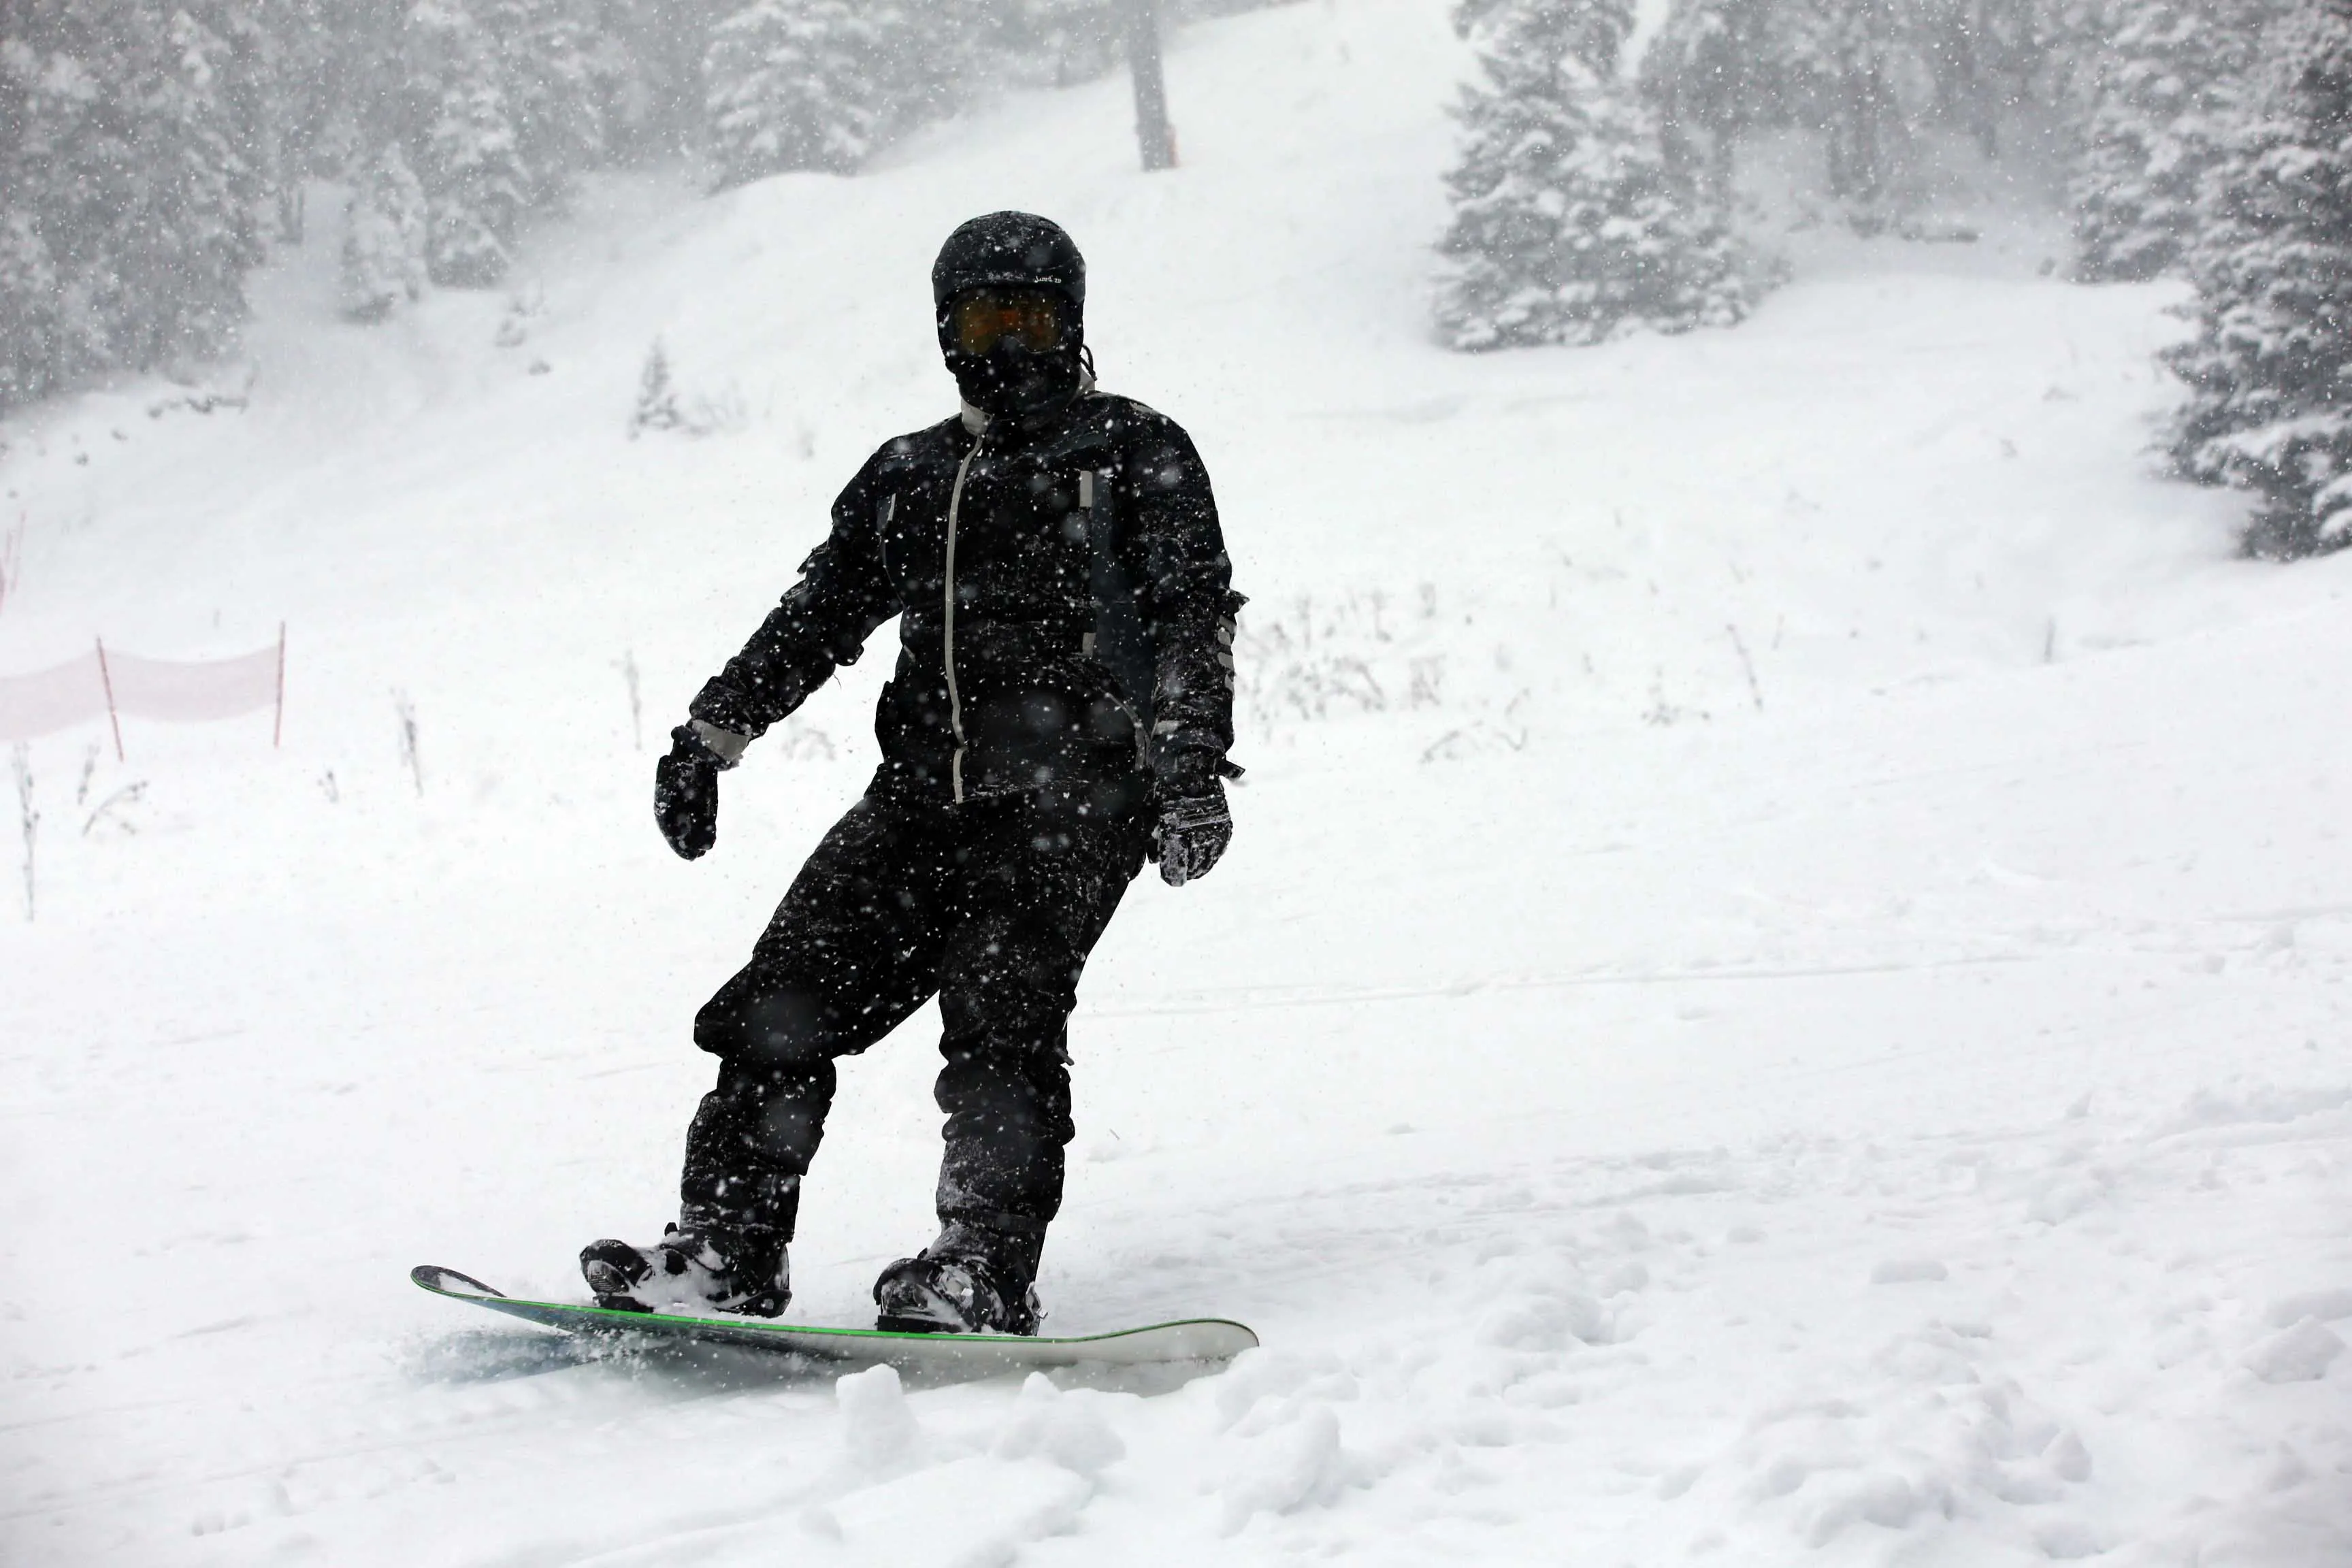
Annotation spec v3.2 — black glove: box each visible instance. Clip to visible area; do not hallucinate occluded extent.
[1153,753,1233,887]
[653,725,724,860]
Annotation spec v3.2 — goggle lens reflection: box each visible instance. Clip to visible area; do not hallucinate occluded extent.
[953,293,1064,355]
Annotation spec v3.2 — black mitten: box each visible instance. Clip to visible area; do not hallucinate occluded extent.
[654,725,725,860]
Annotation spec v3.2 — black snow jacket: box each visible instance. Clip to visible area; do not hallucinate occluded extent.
[689,388,1241,810]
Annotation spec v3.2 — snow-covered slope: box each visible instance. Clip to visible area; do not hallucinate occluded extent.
[4,1,2349,1562]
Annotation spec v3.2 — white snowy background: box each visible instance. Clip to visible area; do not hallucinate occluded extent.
[3,0,2350,1562]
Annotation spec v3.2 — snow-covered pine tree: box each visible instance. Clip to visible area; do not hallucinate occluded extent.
[704,0,892,184]
[1641,0,1782,203]
[0,26,59,412]
[198,0,286,223]
[260,0,353,184]
[894,0,969,128]
[0,211,74,412]
[628,338,683,434]
[1914,0,2043,159]
[122,5,270,365]
[2069,0,2269,281]
[2166,0,2352,557]
[5,12,115,409]
[339,143,430,320]
[985,0,1122,87]
[0,0,264,385]
[593,0,722,161]
[704,0,962,186]
[1647,0,2074,231]
[1438,0,1757,350]
[2038,0,2113,105]
[482,0,604,210]
[1768,0,1914,223]
[405,0,527,287]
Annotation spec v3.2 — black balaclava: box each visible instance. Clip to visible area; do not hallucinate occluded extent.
[932,212,1088,423]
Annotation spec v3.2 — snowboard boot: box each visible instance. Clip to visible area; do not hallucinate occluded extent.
[872,1222,1043,1335]
[579,1222,790,1318]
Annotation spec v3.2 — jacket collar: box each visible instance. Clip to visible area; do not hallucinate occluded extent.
[960,368,1097,436]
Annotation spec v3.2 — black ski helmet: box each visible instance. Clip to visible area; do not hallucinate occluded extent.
[931,211,1086,324]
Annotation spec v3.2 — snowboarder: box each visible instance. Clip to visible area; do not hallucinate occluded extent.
[583,213,1243,1335]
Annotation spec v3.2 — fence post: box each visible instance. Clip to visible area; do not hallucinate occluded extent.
[93,637,124,762]
[274,622,287,749]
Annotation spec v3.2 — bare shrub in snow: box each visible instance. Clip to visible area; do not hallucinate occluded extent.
[0,515,24,618]
[1235,591,1423,730]
[395,691,424,796]
[65,742,140,838]
[82,781,146,840]
[615,650,644,751]
[1235,586,1529,757]
[11,742,32,920]
[495,283,544,346]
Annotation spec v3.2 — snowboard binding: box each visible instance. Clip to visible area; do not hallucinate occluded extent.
[872,1225,1043,1335]
[579,1222,790,1318]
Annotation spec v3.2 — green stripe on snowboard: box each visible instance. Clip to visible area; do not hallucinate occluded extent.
[410,1264,1258,1369]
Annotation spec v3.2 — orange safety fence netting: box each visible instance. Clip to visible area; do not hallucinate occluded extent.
[1,638,282,742]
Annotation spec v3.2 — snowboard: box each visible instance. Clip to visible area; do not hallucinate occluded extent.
[411,1264,1259,1371]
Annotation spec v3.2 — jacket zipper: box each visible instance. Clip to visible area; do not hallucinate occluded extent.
[943,431,983,802]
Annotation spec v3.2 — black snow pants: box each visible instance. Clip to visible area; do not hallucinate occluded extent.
[679,787,1148,1251]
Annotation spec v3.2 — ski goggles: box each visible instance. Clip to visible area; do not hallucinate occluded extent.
[951,290,1066,355]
